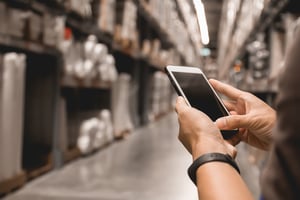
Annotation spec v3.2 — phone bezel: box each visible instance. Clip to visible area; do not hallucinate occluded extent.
[165,65,238,139]
[165,65,231,117]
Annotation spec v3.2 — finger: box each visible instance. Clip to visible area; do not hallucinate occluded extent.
[224,141,238,159]
[215,115,249,130]
[230,111,238,115]
[209,79,243,100]
[223,100,237,112]
[175,96,188,114]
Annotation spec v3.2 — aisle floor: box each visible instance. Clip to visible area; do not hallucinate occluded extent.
[4,114,197,200]
[4,113,260,200]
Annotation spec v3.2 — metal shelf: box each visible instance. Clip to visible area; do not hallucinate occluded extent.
[137,1,174,49]
[219,0,288,79]
[0,34,61,56]
[61,76,112,90]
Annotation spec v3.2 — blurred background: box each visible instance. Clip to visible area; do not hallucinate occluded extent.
[0,0,299,199]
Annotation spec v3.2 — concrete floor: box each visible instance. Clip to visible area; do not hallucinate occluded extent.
[3,113,261,200]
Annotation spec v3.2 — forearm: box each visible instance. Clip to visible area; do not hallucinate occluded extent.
[196,162,254,200]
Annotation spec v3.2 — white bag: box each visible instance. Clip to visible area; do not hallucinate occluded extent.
[0,53,26,180]
[112,74,133,137]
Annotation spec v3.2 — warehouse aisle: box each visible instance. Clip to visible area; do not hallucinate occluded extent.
[4,114,198,200]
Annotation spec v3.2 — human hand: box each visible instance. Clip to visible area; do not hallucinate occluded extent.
[175,97,237,160]
[209,79,276,150]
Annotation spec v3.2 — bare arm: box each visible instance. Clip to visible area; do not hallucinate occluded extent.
[196,162,253,200]
[175,97,254,200]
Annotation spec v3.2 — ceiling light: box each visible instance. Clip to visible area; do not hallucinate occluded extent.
[193,0,210,45]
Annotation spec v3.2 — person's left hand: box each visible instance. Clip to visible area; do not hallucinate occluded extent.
[175,96,237,160]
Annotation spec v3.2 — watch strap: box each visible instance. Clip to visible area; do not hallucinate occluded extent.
[188,153,240,185]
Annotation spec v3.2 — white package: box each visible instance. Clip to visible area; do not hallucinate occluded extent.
[7,8,28,38]
[77,114,111,154]
[112,74,133,137]
[98,0,116,34]
[0,53,26,180]
[78,118,99,154]
[99,109,114,143]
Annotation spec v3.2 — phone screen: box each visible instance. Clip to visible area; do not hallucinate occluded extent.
[172,72,228,121]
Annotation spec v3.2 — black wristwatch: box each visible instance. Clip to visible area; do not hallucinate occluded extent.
[188,153,240,185]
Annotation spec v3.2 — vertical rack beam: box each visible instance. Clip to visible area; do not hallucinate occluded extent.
[52,55,64,168]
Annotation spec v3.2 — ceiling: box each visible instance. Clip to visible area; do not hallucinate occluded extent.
[202,0,224,57]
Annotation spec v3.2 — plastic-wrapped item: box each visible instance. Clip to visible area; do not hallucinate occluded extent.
[28,12,43,42]
[98,54,118,82]
[115,0,138,44]
[0,53,26,181]
[77,109,114,154]
[121,0,137,41]
[62,34,117,83]
[148,72,172,121]
[84,35,97,61]
[93,43,108,64]
[93,120,106,149]
[55,16,66,48]
[7,8,28,38]
[78,118,100,154]
[112,74,133,137]
[99,109,114,143]
[98,0,116,34]
[43,15,65,47]
[146,0,198,65]
[65,0,92,17]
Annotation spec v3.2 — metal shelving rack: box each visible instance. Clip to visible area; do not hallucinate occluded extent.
[0,0,200,196]
[218,0,289,80]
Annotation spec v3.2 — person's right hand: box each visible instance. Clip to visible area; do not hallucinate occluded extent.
[209,79,276,150]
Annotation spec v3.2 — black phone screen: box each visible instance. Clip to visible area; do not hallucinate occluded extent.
[172,72,228,121]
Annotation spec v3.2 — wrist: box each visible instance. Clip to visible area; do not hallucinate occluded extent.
[188,152,240,185]
[191,138,229,161]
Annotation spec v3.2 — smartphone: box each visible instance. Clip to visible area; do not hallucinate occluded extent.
[165,65,237,139]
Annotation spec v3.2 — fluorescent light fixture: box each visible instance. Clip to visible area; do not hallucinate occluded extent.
[193,0,210,45]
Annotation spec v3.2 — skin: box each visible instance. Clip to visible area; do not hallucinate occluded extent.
[176,97,253,200]
[175,79,277,200]
[210,79,276,150]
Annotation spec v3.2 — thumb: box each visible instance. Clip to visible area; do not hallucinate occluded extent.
[175,96,188,114]
[215,115,248,130]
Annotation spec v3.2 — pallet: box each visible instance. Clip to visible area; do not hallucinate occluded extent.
[63,146,81,164]
[0,171,26,197]
[26,154,53,180]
